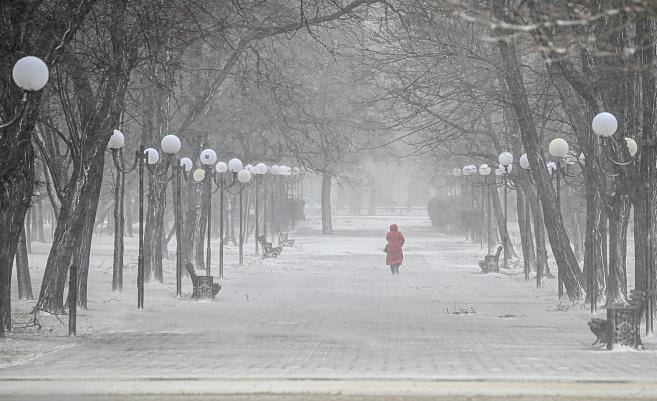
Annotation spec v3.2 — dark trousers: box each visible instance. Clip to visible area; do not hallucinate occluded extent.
[389,264,400,274]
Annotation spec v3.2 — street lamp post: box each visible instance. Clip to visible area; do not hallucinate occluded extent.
[549,138,570,300]
[195,149,218,277]
[213,161,228,278]
[592,112,650,332]
[109,133,179,308]
[176,156,192,295]
[498,152,514,270]
[210,157,253,274]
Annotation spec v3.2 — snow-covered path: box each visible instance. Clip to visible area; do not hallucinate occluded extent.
[2,215,657,381]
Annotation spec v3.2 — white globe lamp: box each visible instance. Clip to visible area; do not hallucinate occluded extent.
[592,112,618,137]
[228,158,243,172]
[498,152,513,167]
[549,138,569,158]
[192,168,206,182]
[237,169,252,183]
[199,149,217,165]
[216,161,228,173]
[144,148,160,165]
[12,56,49,91]
[160,135,181,155]
[255,163,267,175]
[179,157,193,172]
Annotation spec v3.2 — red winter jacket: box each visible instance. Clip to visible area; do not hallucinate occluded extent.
[386,224,405,265]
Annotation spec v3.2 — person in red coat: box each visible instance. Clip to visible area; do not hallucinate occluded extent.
[385,224,405,274]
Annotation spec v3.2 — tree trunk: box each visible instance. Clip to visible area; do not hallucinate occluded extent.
[491,184,517,260]
[0,108,38,336]
[321,173,333,235]
[493,13,584,298]
[16,227,33,300]
[516,184,536,275]
[526,183,550,279]
[144,173,168,283]
[25,209,32,253]
[36,196,45,242]
[73,172,101,309]
[607,194,630,304]
[37,153,106,313]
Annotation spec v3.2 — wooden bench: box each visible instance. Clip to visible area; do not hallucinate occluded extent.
[479,245,503,273]
[257,236,283,258]
[185,263,221,300]
[588,289,646,349]
[279,232,295,247]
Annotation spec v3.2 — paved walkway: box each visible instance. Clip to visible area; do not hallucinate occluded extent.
[2,216,657,388]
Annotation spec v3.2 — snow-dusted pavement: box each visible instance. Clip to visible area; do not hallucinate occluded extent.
[3,215,657,398]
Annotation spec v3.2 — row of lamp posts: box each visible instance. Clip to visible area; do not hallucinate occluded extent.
[450,112,652,333]
[107,129,301,308]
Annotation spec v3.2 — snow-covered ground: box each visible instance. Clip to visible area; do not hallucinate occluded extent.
[2,215,657,383]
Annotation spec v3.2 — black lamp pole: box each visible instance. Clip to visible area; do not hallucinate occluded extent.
[175,162,183,296]
[255,175,260,256]
[206,167,212,276]
[138,145,145,309]
[219,174,225,279]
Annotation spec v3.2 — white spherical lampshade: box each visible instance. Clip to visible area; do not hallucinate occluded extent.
[495,168,503,176]
[244,164,253,173]
[281,166,292,176]
[592,112,618,137]
[519,153,530,170]
[548,138,569,158]
[271,165,281,175]
[215,161,228,173]
[12,56,49,91]
[108,129,124,149]
[498,152,513,167]
[478,164,491,176]
[160,135,181,155]
[228,158,243,172]
[453,168,462,177]
[625,138,638,157]
[237,169,252,183]
[255,163,267,175]
[144,148,160,165]
[192,168,206,182]
[179,157,192,172]
[199,149,217,165]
